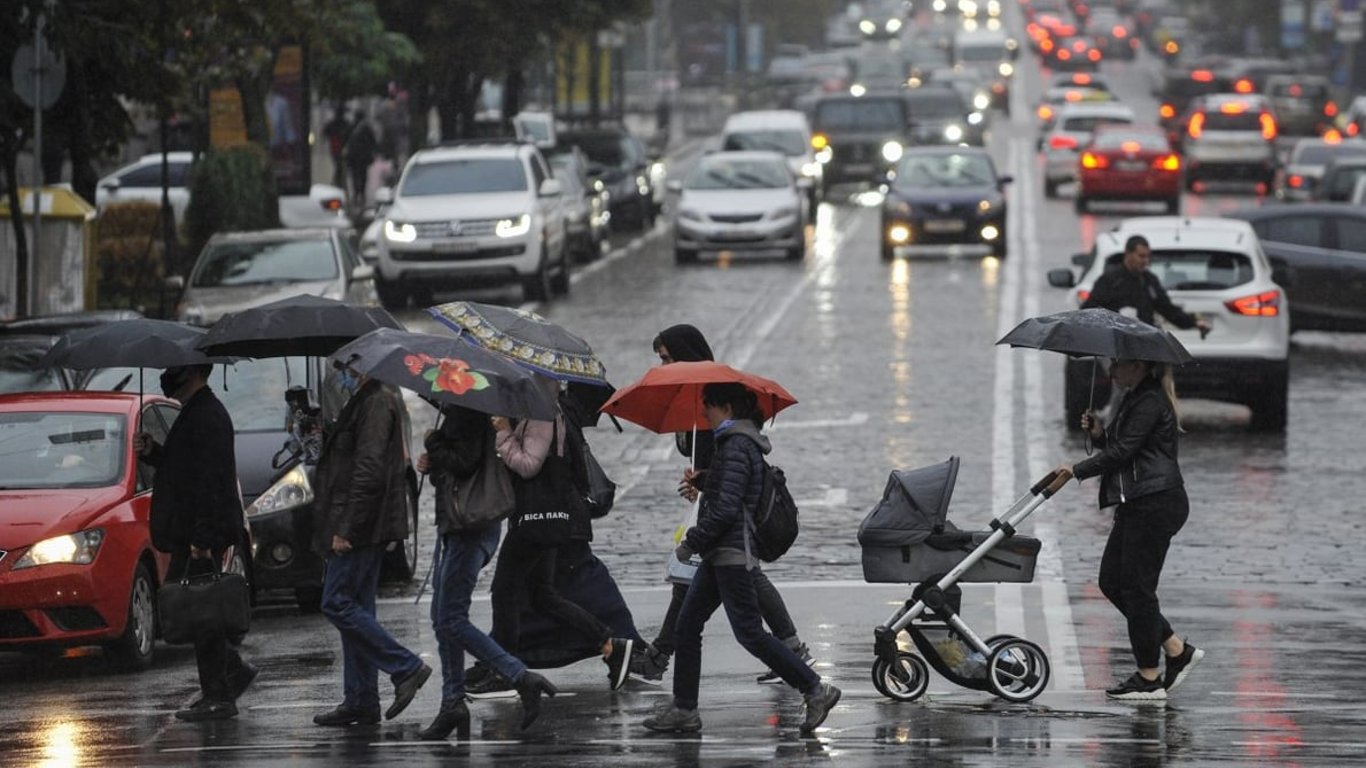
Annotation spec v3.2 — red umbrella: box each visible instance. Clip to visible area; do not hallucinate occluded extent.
[600,361,797,433]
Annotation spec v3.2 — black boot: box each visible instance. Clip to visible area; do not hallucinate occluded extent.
[418,700,470,741]
[514,671,559,730]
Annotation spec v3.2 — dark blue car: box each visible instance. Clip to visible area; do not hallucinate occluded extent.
[880,147,1011,260]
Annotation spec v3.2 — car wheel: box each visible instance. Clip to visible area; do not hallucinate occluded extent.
[881,241,896,262]
[1074,195,1088,214]
[1044,179,1059,199]
[1165,196,1181,214]
[785,243,805,261]
[522,246,552,303]
[1185,173,1199,193]
[376,277,407,309]
[106,561,156,671]
[992,237,1007,259]
[295,586,323,614]
[382,487,420,582]
[550,238,572,296]
[675,247,698,265]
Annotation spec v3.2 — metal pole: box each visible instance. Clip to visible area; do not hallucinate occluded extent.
[30,12,44,317]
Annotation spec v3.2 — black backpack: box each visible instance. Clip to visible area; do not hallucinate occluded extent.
[746,463,799,562]
[562,413,617,519]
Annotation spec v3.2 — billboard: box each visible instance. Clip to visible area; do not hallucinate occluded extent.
[208,44,310,195]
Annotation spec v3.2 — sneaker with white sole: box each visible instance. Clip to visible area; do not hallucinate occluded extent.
[1164,641,1205,692]
[1105,672,1167,701]
[605,637,634,691]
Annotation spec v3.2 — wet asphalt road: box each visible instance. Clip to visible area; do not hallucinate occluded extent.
[5,7,1366,768]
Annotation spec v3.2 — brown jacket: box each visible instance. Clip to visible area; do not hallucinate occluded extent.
[313,380,409,554]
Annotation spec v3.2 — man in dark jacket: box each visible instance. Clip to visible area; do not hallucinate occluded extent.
[135,363,254,722]
[311,365,430,726]
[1082,235,1212,334]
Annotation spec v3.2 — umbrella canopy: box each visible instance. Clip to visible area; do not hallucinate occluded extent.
[600,361,797,433]
[197,294,402,359]
[42,318,223,370]
[427,301,608,386]
[329,328,559,421]
[996,308,1193,364]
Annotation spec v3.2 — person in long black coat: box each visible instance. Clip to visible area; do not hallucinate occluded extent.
[136,363,254,722]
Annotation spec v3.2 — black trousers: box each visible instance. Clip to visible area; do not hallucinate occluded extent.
[489,534,611,655]
[167,551,246,703]
[1098,487,1189,669]
[654,567,797,656]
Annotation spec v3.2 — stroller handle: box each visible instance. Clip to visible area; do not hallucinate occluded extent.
[1030,468,1073,498]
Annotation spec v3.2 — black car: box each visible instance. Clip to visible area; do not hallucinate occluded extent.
[1226,204,1366,333]
[903,88,985,147]
[811,94,912,192]
[1314,156,1366,203]
[0,334,70,393]
[880,147,1010,260]
[556,128,657,231]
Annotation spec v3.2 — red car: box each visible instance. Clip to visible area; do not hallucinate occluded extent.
[0,392,251,670]
[1075,125,1183,214]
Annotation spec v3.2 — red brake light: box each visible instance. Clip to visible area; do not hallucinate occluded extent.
[1077,289,1091,303]
[1235,78,1254,94]
[1120,141,1142,153]
[1049,135,1079,150]
[1349,123,1361,137]
[1220,102,1248,115]
[1074,73,1092,85]
[1188,112,1205,139]
[1225,290,1281,317]
[1073,40,1086,51]
[1088,49,1102,61]
[1287,174,1304,187]
[1288,84,1303,97]
[1325,101,1338,117]
[1260,112,1277,141]
[1080,151,1107,169]
[1159,104,1176,119]
[1153,154,1181,172]
[1058,49,1072,60]
[1191,69,1215,82]
[322,198,344,211]
[1113,25,1127,37]
[1323,129,1342,144]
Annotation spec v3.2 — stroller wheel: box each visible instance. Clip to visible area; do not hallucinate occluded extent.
[986,638,1051,703]
[984,634,1018,650]
[872,652,929,702]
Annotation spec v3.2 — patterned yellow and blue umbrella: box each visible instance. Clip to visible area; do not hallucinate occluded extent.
[426,301,609,386]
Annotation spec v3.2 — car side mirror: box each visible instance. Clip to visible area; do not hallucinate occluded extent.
[1047,268,1077,288]
[351,264,375,282]
[998,174,1014,187]
[164,275,185,292]
[666,179,684,194]
[374,186,394,205]
[1070,252,1091,267]
[101,178,121,191]
[539,178,563,197]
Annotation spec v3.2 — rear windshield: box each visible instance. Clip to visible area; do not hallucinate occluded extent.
[906,93,965,118]
[1163,77,1220,102]
[686,158,790,190]
[1105,250,1254,290]
[1270,82,1330,99]
[956,44,1005,63]
[192,239,338,287]
[722,130,807,156]
[1093,132,1168,151]
[401,158,528,195]
[1201,111,1262,131]
[815,99,905,131]
[1061,115,1133,132]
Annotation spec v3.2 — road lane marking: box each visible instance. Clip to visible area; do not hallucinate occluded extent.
[767,412,869,430]
[795,488,848,508]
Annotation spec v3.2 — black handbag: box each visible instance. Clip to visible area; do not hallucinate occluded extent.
[449,444,517,530]
[157,562,251,645]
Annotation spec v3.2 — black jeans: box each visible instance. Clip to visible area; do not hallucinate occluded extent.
[1098,487,1190,669]
[167,551,246,703]
[654,568,797,655]
[490,534,611,655]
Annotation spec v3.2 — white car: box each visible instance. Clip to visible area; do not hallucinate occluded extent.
[95,152,349,229]
[375,141,569,306]
[672,151,805,264]
[720,110,823,209]
[1042,102,1136,197]
[1047,216,1291,431]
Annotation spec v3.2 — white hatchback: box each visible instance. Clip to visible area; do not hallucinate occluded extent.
[1047,216,1291,431]
[671,151,805,264]
[1041,102,1135,196]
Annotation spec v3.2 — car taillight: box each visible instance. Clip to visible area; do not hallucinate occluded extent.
[1260,112,1277,141]
[1153,154,1181,171]
[1057,48,1071,59]
[1159,104,1176,119]
[1235,78,1254,94]
[1113,25,1127,37]
[1323,129,1343,144]
[1350,123,1361,137]
[1080,151,1108,169]
[1049,135,1079,150]
[1077,289,1090,303]
[322,198,343,211]
[1188,112,1205,139]
[1225,290,1281,317]
[1038,105,1054,120]
[1287,174,1304,188]
[1325,101,1338,117]
[1088,49,1102,61]
[1191,69,1214,82]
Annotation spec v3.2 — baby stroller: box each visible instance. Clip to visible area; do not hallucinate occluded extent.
[858,457,1067,704]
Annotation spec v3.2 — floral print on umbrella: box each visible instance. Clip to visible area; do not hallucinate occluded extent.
[405,353,490,395]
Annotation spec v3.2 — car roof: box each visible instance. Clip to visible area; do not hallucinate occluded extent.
[1226,203,1366,221]
[1096,216,1259,253]
[205,228,337,244]
[0,391,162,413]
[1092,123,1167,137]
[135,151,195,164]
[0,333,58,352]
[1,310,144,336]
[1055,102,1136,118]
[955,28,1008,42]
[412,144,527,163]
[723,111,810,131]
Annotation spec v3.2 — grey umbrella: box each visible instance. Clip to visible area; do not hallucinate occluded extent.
[996,308,1194,365]
[197,295,402,359]
[42,318,223,370]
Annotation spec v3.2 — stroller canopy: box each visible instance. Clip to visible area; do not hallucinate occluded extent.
[858,456,960,547]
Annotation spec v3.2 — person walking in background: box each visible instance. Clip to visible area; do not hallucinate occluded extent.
[1082,234,1211,335]
[1059,358,1204,701]
[343,110,377,207]
[312,359,430,727]
[323,107,351,190]
[644,383,840,736]
[641,324,816,686]
[418,404,556,738]
[136,364,256,722]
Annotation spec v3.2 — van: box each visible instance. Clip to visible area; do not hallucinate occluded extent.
[720,110,822,207]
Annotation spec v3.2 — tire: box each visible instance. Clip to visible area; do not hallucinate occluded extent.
[881,242,896,262]
[675,246,697,265]
[992,238,1007,259]
[550,238,571,296]
[1074,195,1088,214]
[785,243,805,261]
[522,248,551,303]
[986,639,1050,703]
[295,586,323,614]
[105,561,156,671]
[872,651,930,702]
[376,277,407,309]
[382,487,420,582]
[1044,179,1059,199]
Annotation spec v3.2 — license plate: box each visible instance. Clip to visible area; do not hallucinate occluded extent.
[923,219,966,233]
[844,163,874,175]
[433,240,477,254]
[1117,161,1147,172]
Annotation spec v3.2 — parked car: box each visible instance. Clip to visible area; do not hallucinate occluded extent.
[1182,94,1279,191]
[1264,74,1337,137]
[375,139,569,306]
[881,146,1010,260]
[1274,138,1366,202]
[0,335,69,393]
[810,94,913,192]
[1313,155,1366,203]
[1225,204,1366,333]
[1074,124,1183,214]
[556,128,658,231]
[173,228,376,326]
[95,152,349,230]
[0,392,252,668]
[671,151,805,264]
[720,110,823,210]
[1047,216,1290,430]
[1042,101,1136,197]
[903,87,986,147]
[546,147,611,262]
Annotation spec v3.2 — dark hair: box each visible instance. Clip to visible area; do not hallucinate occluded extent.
[653,324,714,363]
[701,382,762,428]
[1125,234,1149,253]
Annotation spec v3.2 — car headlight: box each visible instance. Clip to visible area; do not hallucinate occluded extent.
[881,141,904,162]
[978,198,997,213]
[815,146,833,164]
[999,61,1014,77]
[860,19,877,35]
[885,18,903,33]
[177,301,205,326]
[973,93,992,111]
[850,83,867,97]
[384,219,417,243]
[246,464,313,518]
[678,208,704,221]
[800,162,821,178]
[12,529,104,569]
[496,214,531,238]
[968,111,985,125]
[944,125,965,142]
[770,206,798,220]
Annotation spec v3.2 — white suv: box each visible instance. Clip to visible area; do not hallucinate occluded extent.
[1047,216,1291,431]
[375,141,569,306]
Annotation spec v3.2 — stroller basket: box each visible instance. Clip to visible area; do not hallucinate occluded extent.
[858,457,1041,584]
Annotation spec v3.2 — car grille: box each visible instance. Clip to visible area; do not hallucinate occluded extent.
[391,244,526,262]
[412,219,499,239]
[0,610,40,639]
[710,213,764,224]
[45,606,107,632]
[838,143,875,163]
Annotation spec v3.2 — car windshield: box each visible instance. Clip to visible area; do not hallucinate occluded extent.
[1093,132,1169,151]
[191,239,338,287]
[816,99,905,131]
[400,159,528,195]
[1104,250,1254,290]
[565,136,629,168]
[1201,111,1261,131]
[723,130,807,156]
[0,411,127,489]
[1295,144,1366,165]
[687,158,790,190]
[957,44,1005,62]
[896,152,996,188]
[1271,82,1330,99]
[1061,114,1133,132]
[906,93,966,118]
[218,357,311,432]
[0,366,63,394]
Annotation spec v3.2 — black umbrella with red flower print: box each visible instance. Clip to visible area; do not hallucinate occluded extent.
[328,328,558,421]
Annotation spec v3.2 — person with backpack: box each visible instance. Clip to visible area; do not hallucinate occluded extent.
[642,382,840,736]
[640,325,815,686]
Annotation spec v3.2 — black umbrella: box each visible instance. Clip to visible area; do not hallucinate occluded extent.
[197,295,403,359]
[329,328,559,421]
[42,318,223,370]
[996,308,1194,365]
[427,301,609,386]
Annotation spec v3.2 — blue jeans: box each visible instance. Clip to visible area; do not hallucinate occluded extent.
[672,561,820,710]
[322,545,424,714]
[432,524,527,703]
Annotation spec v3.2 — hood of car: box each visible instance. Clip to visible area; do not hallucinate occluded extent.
[389,192,529,222]
[679,189,798,215]
[234,430,294,502]
[183,282,339,326]
[0,487,128,550]
[888,185,1001,208]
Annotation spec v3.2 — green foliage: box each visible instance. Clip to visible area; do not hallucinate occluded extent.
[312,1,421,101]
[184,146,279,268]
[94,202,163,311]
